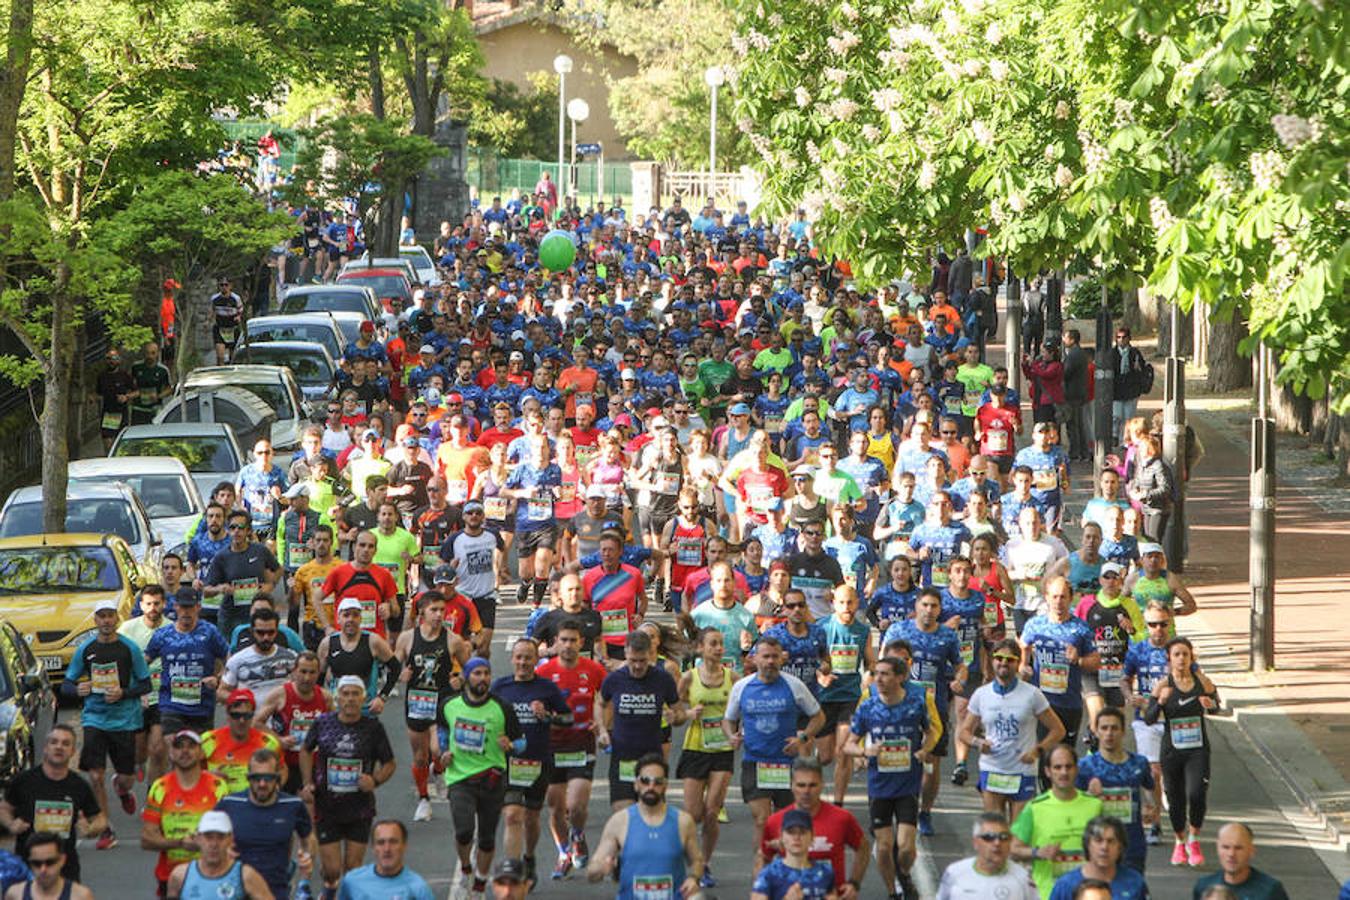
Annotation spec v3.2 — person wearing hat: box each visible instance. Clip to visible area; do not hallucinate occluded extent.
[486,856,531,900]
[162,806,271,900]
[347,430,392,503]
[277,482,321,600]
[209,276,243,365]
[440,657,526,899]
[143,729,230,895]
[315,587,400,713]
[300,675,396,894]
[385,428,433,520]
[200,687,282,795]
[1124,543,1196,620]
[750,807,836,900]
[440,499,504,646]
[407,346,450,398]
[58,595,151,850]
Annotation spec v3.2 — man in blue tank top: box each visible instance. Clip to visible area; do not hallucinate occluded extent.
[164,810,272,900]
[586,754,703,900]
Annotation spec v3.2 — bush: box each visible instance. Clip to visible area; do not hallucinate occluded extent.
[1067,274,1125,319]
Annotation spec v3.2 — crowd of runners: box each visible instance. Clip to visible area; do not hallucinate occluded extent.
[15,188,1302,900]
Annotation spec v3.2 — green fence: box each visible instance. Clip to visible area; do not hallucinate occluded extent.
[467,149,632,206]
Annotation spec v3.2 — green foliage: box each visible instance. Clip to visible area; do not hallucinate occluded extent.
[472,74,560,159]
[731,0,1349,406]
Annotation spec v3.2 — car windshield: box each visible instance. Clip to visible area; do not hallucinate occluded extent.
[400,251,433,272]
[235,348,332,385]
[280,292,367,316]
[71,474,196,518]
[0,545,122,594]
[345,275,410,298]
[248,324,339,357]
[114,436,236,473]
[0,499,141,546]
[235,382,294,420]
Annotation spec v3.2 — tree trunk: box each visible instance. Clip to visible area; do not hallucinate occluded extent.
[1206,316,1252,392]
[1156,300,1194,360]
[368,42,385,121]
[40,286,74,533]
[0,0,34,202]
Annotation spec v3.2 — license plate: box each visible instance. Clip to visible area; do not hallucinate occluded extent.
[40,656,64,671]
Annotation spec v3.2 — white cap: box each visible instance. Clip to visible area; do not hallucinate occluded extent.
[1138,542,1165,556]
[93,598,120,614]
[196,811,233,835]
[336,675,366,692]
[511,330,526,341]
[621,368,637,380]
[283,482,310,499]
[337,597,364,614]
[585,484,608,500]
[1100,562,1125,577]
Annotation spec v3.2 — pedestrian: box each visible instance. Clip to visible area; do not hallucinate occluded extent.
[163,810,273,900]
[252,651,332,795]
[1125,436,1174,544]
[0,726,104,883]
[142,730,230,899]
[1009,745,1104,899]
[1022,342,1064,426]
[216,748,313,900]
[936,812,1037,899]
[4,833,93,900]
[1047,815,1149,899]
[201,689,282,795]
[1144,637,1220,868]
[1019,577,1100,758]
[595,630,687,812]
[1105,328,1150,447]
[1191,822,1290,900]
[1060,329,1091,461]
[337,820,434,900]
[315,598,400,712]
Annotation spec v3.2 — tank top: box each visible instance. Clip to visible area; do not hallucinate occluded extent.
[788,496,829,532]
[326,632,377,695]
[180,860,244,900]
[589,459,627,510]
[1067,552,1103,594]
[478,469,513,526]
[648,455,684,516]
[1156,674,1211,755]
[968,570,1008,628]
[867,430,898,473]
[556,463,583,520]
[617,805,686,900]
[22,880,71,900]
[724,427,753,461]
[406,626,456,722]
[681,665,733,753]
[669,518,711,589]
[275,681,329,767]
[1131,573,1173,608]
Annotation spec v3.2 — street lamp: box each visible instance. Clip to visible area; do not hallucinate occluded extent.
[705,65,725,202]
[553,54,573,202]
[567,97,590,201]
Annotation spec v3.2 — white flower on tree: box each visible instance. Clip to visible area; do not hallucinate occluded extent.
[972,120,993,143]
[1054,164,1074,189]
[989,59,1009,81]
[985,22,1003,45]
[1008,193,1027,213]
[796,86,812,108]
[1271,114,1313,149]
[1055,100,1072,120]
[918,160,937,189]
[828,98,859,121]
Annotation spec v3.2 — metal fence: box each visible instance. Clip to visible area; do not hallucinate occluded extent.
[467,150,632,206]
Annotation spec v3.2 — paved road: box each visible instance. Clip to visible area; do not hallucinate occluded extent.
[47,590,1338,899]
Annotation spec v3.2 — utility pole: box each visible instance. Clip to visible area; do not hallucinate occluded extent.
[1161,299,1188,572]
[1005,265,1023,397]
[1250,343,1276,670]
[1093,282,1115,490]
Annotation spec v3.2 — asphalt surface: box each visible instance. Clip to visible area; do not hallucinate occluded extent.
[41,589,1339,899]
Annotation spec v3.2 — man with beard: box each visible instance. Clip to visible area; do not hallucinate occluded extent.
[217,749,314,900]
[587,754,704,898]
[203,510,280,639]
[595,631,687,813]
[140,730,229,898]
[440,657,525,900]
[220,608,299,702]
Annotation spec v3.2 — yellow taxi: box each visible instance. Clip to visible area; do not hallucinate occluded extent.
[0,534,146,680]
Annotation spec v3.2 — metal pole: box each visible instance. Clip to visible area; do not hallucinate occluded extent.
[1093,282,1115,490]
[597,143,604,208]
[570,119,577,200]
[1005,265,1023,398]
[709,82,718,202]
[1251,343,1276,670]
[1161,300,1187,572]
[557,72,566,199]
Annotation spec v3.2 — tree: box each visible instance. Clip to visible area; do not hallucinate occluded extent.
[0,0,33,202]
[472,74,559,159]
[730,0,1348,406]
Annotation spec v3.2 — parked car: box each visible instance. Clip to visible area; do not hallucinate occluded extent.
[151,386,276,461]
[336,267,414,313]
[0,620,52,780]
[399,245,441,286]
[67,457,204,556]
[327,311,371,350]
[0,534,146,680]
[110,422,244,501]
[342,256,419,286]
[181,365,309,451]
[278,284,380,322]
[245,314,346,361]
[0,482,162,568]
[232,340,338,404]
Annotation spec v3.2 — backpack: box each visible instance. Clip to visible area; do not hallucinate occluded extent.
[1138,355,1155,394]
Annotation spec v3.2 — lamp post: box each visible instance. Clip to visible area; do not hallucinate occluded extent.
[705,65,725,203]
[567,98,590,201]
[553,54,572,203]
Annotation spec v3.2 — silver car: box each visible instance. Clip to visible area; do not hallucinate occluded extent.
[0,482,162,567]
[180,365,309,451]
[232,340,338,404]
[109,422,244,501]
[67,457,204,556]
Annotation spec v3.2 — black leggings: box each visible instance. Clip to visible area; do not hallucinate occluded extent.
[450,770,506,852]
[1160,748,1210,834]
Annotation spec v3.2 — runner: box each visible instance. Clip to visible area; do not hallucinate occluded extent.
[759,757,870,899]
[532,574,603,660]
[935,812,1037,899]
[659,489,717,614]
[582,532,647,663]
[202,510,281,642]
[315,599,400,711]
[371,501,421,634]
[337,820,434,900]
[908,492,973,590]
[1125,543,1198,620]
[762,589,829,700]
[144,593,230,743]
[292,525,342,648]
[785,522,846,621]
[596,631,687,812]
[1046,815,1149,900]
[689,561,759,674]
[439,658,524,900]
[750,808,837,900]
[675,628,736,888]
[300,676,397,898]
[844,655,941,900]
[200,689,281,794]
[1009,745,1104,899]
[210,277,243,365]
[817,584,875,806]
[60,597,151,850]
[393,591,469,822]
[440,499,504,653]
[318,531,399,639]
[501,434,563,609]
[163,810,272,900]
[1018,577,1100,757]
[1072,562,1143,748]
[253,652,332,795]
[1121,600,1175,848]
[1075,706,1155,875]
[220,607,299,702]
[141,730,229,899]
[6,833,94,900]
[0,726,104,883]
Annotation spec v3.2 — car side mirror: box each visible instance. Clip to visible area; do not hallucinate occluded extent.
[22,674,41,691]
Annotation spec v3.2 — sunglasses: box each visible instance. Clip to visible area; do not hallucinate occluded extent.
[1100,572,1122,579]
[1145,620,1170,628]
[783,602,806,610]
[247,773,280,783]
[940,431,957,436]
[327,408,341,414]
[992,654,1020,663]
[976,832,1012,842]
[229,710,253,720]
[28,858,60,870]
[637,775,666,786]
[227,523,248,531]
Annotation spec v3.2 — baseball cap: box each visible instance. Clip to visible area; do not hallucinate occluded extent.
[782,809,814,832]
[729,402,751,416]
[613,414,633,428]
[337,597,364,614]
[585,484,608,500]
[791,464,817,478]
[1032,421,1056,433]
[511,330,526,341]
[419,344,435,355]
[196,811,233,835]
[93,597,120,613]
[491,858,527,884]
[283,482,310,499]
[171,729,201,745]
[621,368,637,380]
[1139,542,1165,556]
[365,474,389,490]
[463,500,485,513]
[335,675,366,692]
[361,428,381,441]
[226,688,256,708]
[425,387,443,406]
[401,436,419,448]
[1100,562,1125,577]
[174,592,200,607]
[510,351,525,362]
[433,568,458,584]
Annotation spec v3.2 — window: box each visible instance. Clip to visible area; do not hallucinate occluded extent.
[0,546,122,593]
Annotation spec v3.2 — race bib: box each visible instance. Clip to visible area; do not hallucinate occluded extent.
[576,445,597,469]
[33,800,73,836]
[327,757,361,793]
[1098,661,1123,687]
[525,497,552,523]
[1016,582,1042,605]
[1033,470,1058,491]
[484,497,509,521]
[959,639,975,666]
[700,717,728,751]
[289,545,314,568]
[447,480,469,504]
[289,713,316,746]
[91,661,120,694]
[559,482,577,503]
[765,414,784,435]
[600,607,628,638]
[218,327,238,344]
[829,644,859,674]
[756,762,790,791]
[101,412,123,432]
[508,757,543,787]
[360,598,378,632]
[675,538,702,567]
[930,563,950,586]
[633,874,674,900]
[877,737,912,773]
[986,430,1009,453]
[554,750,588,768]
[943,396,963,415]
[232,578,260,604]
[407,688,439,721]
[746,485,775,514]
[985,771,1023,795]
[1100,786,1133,822]
[1051,850,1086,877]
[655,472,681,495]
[453,718,487,753]
[170,675,201,705]
[574,391,593,409]
[963,391,982,409]
[618,759,637,783]
[982,597,1001,627]
[149,670,162,703]
[1040,661,1069,694]
[1171,716,1204,750]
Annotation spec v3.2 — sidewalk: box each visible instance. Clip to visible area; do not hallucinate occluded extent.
[1138,376,1350,873]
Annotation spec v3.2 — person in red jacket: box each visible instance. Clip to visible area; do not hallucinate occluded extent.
[1021,342,1065,426]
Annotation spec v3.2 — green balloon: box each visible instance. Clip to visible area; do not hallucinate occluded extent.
[539,230,577,272]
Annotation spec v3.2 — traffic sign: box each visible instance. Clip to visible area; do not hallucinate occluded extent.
[576,142,602,156]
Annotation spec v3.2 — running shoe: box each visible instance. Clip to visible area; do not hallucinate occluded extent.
[1147,823,1162,845]
[1186,840,1205,867]
[1170,841,1187,865]
[470,877,487,900]
[699,868,716,888]
[569,832,590,870]
[95,828,117,851]
[551,855,572,880]
[917,811,934,837]
[119,791,137,816]
[897,870,918,899]
[413,797,433,822]
[950,761,968,786]
[717,806,729,823]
